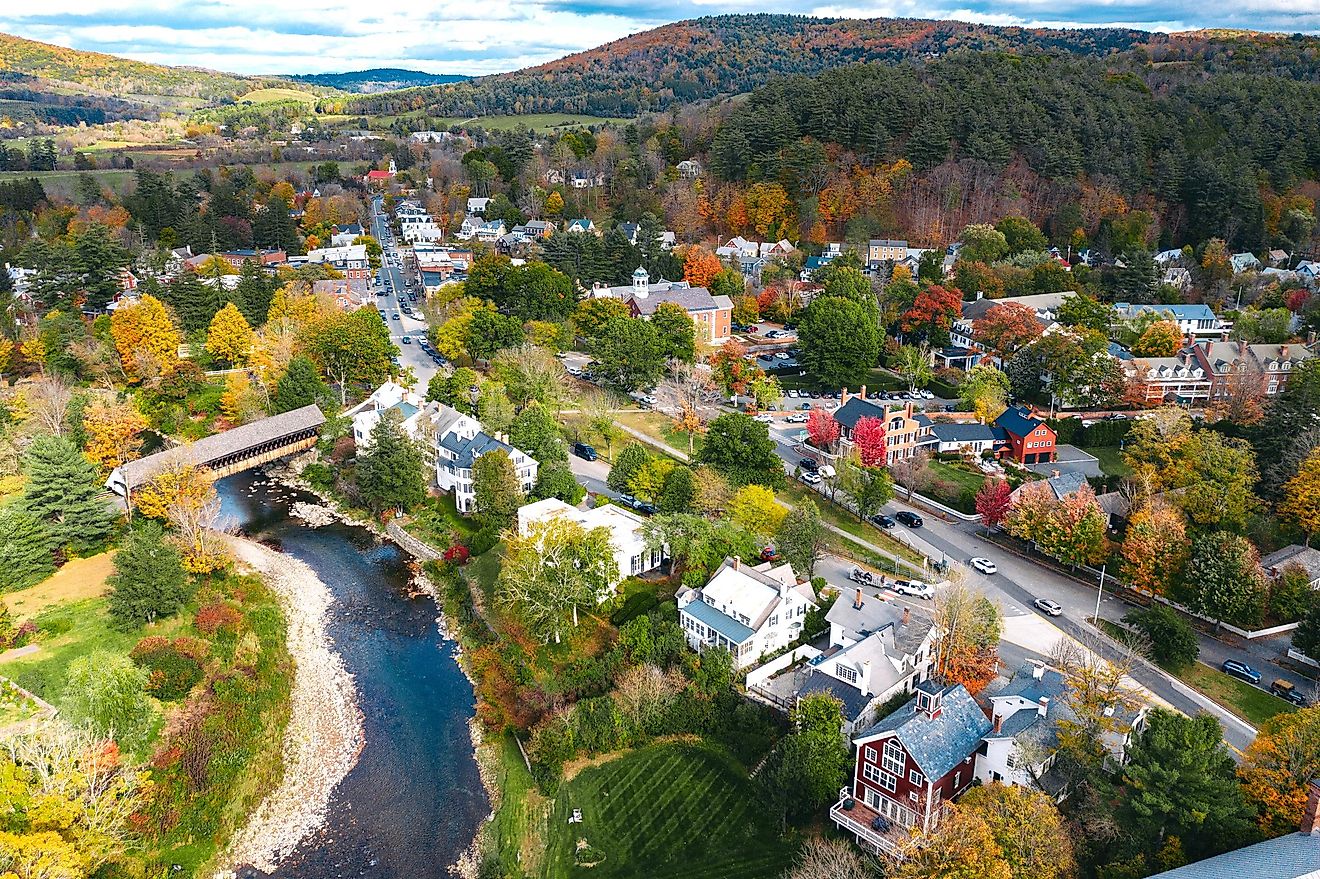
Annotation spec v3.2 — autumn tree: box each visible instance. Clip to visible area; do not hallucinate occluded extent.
[1182,531,1267,627]
[1132,320,1183,357]
[1279,447,1320,545]
[1121,501,1189,595]
[132,462,214,521]
[959,783,1078,879]
[973,302,1044,360]
[728,484,788,538]
[960,364,1011,422]
[935,576,1001,694]
[891,449,931,501]
[891,806,1011,879]
[805,408,839,452]
[1240,707,1320,836]
[775,499,828,578]
[900,284,962,346]
[81,399,148,473]
[1038,484,1108,569]
[204,301,254,366]
[851,416,888,467]
[109,293,180,382]
[683,246,722,287]
[975,479,1012,533]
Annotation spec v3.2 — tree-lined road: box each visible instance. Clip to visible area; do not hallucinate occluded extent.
[371,196,438,386]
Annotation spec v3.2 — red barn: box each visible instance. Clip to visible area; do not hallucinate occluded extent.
[994,406,1057,464]
[830,681,990,855]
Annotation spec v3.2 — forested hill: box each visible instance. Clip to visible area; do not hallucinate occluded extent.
[710,51,1320,253]
[0,32,295,100]
[287,68,468,93]
[340,14,1320,118]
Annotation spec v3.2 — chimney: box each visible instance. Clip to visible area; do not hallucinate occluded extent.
[1031,663,1045,680]
[1051,469,1061,478]
[732,557,740,571]
[854,587,864,610]
[859,660,872,696]
[1302,779,1320,834]
[901,606,911,626]
[842,387,850,404]
[992,713,1003,734]
[1239,340,1248,356]
[1037,696,1050,718]
[779,577,790,599]
[1221,329,1230,342]
[1281,345,1290,360]
[859,385,867,400]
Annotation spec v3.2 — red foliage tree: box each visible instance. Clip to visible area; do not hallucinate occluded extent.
[852,416,888,467]
[683,247,722,287]
[975,479,1013,533]
[806,409,840,451]
[900,284,963,337]
[1286,288,1311,313]
[972,302,1043,358]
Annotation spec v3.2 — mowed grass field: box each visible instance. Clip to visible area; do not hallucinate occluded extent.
[544,742,794,879]
[238,87,318,104]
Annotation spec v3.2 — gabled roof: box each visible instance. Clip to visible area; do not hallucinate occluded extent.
[1143,831,1320,879]
[683,598,756,644]
[929,422,998,443]
[827,591,936,656]
[994,406,1046,439]
[833,396,889,431]
[855,684,991,780]
[1260,545,1320,581]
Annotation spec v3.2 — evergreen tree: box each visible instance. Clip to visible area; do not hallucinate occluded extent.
[355,410,425,513]
[472,449,524,530]
[252,195,302,253]
[0,507,56,591]
[232,259,275,327]
[272,355,329,413]
[106,522,189,626]
[165,271,221,332]
[22,435,118,553]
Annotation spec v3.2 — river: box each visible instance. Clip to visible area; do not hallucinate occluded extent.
[217,469,489,878]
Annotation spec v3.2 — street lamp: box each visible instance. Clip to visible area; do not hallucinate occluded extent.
[1093,563,1107,622]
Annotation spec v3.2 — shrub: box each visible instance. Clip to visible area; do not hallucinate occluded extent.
[194,601,244,636]
[131,636,208,700]
[301,462,334,490]
[468,526,500,557]
[443,544,470,565]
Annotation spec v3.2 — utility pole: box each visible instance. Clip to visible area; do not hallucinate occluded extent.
[1093,563,1107,622]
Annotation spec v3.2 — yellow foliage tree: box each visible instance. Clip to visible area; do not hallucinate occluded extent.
[0,338,12,375]
[205,302,254,366]
[19,334,46,368]
[109,294,180,382]
[1239,707,1320,836]
[82,399,148,472]
[545,191,564,217]
[269,181,296,204]
[133,462,215,521]
[729,484,788,539]
[220,370,265,424]
[1278,448,1320,545]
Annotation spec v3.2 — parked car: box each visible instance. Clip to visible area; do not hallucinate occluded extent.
[391,312,401,320]
[572,442,597,461]
[1221,659,1261,684]
[870,514,896,529]
[800,471,822,485]
[893,580,935,599]
[798,457,820,472]
[1034,598,1063,617]
[895,511,923,528]
[786,413,809,424]
[401,336,412,344]
[788,389,799,398]
[970,557,998,575]
[567,366,582,376]
[1270,679,1308,706]
[753,413,774,423]
[800,402,812,410]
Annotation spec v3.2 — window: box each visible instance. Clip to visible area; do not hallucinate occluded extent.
[879,771,897,793]
[882,740,905,776]
[1006,753,1017,769]
[909,791,919,802]
[909,770,923,786]
[954,771,961,788]
[837,665,858,684]
[769,615,779,627]
[865,745,877,762]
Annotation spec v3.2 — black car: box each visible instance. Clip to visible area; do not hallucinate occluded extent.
[798,457,820,472]
[572,442,598,461]
[870,513,896,529]
[895,511,923,528]
[1221,659,1261,684]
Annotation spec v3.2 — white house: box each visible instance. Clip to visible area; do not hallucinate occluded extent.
[716,236,758,260]
[795,588,940,734]
[467,197,491,215]
[351,381,429,446]
[976,662,1146,794]
[927,422,999,455]
[516,497,665,594]
[678,558,817,669]
[330,223,365,248]
[1230,252,1262,274]
[1113,302,1221,338]
[677,159,702,179]
[306,243,371,281]
[475,220,506,243]
[433,406,537,513]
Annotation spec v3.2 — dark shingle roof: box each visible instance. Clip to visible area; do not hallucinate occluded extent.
[799,671,872,720]
[857,684,991,780]
[994,406,1044,439]
[833,396,889,430]
[929,422,997,443]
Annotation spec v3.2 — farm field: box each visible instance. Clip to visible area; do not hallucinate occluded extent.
[410,112,631,132]
[238,87,318,104]
[544,741,794,879]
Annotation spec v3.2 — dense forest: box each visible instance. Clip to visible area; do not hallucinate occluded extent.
[703,51,1320,251]
[287,68,468,93]
[339,15,1320,118]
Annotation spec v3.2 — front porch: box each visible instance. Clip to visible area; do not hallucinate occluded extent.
[829,789,911,858]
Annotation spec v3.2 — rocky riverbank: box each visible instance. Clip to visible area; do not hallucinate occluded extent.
[217,536,364,876]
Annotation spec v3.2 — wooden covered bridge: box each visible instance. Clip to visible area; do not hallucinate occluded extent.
[106,404,326,503]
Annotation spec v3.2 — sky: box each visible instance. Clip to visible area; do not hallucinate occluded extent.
[2,0,1319,77]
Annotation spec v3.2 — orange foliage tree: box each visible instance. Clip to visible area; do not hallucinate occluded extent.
[683,247,723,288]
[1239,707,1320,836]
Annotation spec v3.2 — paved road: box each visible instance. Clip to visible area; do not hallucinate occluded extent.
[370,197,439,387]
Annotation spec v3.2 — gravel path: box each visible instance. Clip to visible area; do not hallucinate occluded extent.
[217,536,364,876]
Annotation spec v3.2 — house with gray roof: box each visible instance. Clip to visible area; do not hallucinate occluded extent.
[677,557,816,669]
[833,682,991,852]
[976,662,1145,796]
[928,421,1000,455]
[591,268,732,344]
[1261,545,1320,589]
[434,414,538,514]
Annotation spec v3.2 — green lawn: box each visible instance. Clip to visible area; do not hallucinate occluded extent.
[485,733,553,878]
[544,742,795,879]
[405,493,478,550]
[1178,661,1298,727]
[923,459,987,514]
[1085,446,1132,478]
[776,481,925,575]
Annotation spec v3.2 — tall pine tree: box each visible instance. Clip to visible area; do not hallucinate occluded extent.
[0,508,56,590]
[22,434,118,553]
[272,355,329,413]
[355,410,425,513]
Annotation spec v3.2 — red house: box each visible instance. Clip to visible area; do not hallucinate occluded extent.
[830,681,990,855]
[994,406,1056,464]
